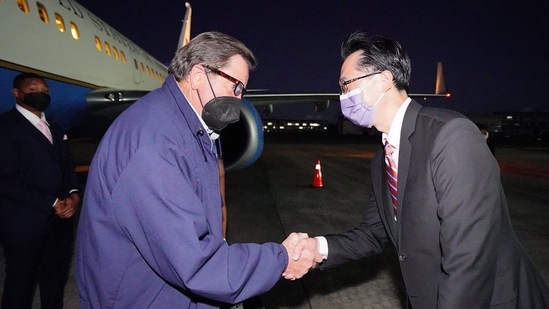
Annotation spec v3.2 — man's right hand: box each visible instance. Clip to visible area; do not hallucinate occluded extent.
[281,233,324,280]
[54,198,76,219]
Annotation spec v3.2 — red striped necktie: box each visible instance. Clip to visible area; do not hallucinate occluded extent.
[384,142,398,220]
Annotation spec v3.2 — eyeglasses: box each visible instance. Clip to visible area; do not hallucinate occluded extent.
[340,71,382,94]
[203,65,246,96]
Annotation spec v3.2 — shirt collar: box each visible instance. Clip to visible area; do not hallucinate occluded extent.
[382,97,412,148]
[179,88,219,141]
[15,104,48,127]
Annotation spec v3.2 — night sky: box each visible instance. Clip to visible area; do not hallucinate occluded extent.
[76,0,549,116]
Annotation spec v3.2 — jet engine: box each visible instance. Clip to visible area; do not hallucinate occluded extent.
[220,98,264,171]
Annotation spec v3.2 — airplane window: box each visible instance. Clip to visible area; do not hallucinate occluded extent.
[17,0,29,13]
[120,51,127,64]
[134,59,138,70]
[140,62,145,72]
[113,47,119,60]
[104,42,111,56]
[95,36,102,51]
[70,22,80,40]
[146,66,151,76]
[36,2,48,23]
[55,13,65,32]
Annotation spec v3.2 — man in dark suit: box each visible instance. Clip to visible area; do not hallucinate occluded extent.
[0,73,80,309]
[287,33,549,308]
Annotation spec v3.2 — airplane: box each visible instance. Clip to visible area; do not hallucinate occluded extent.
[0,0,450,171]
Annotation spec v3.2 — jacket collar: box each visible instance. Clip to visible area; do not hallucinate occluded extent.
[164,75,216,158]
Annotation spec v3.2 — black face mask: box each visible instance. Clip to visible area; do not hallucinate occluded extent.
[22,92,51,111]
[201,96,241,132]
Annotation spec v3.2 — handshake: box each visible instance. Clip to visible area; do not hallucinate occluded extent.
[281,232,325,280]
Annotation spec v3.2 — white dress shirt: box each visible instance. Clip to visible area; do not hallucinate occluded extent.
[15,104,51,137]
[315,97,412,260]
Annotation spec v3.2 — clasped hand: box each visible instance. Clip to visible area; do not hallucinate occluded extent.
[281,232,324,280]
[53,194,80,219]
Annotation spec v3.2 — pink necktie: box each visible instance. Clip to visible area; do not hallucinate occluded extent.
[384,142,398,220]
[37,119,53,144]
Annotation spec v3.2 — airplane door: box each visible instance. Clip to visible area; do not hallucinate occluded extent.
[132,58,141,85]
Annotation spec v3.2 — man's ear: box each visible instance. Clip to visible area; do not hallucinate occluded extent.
[379,70,394,92]
[12,88,20,98]
[189,65,206,90]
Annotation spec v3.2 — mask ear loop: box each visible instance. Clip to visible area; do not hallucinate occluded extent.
[204,68,218,99]
[197,67,218,110]
[15,89,26,105]
[200,68,221,135]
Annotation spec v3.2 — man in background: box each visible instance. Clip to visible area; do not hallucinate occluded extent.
[0,73,80,309]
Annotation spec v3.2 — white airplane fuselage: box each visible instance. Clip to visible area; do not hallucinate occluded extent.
[0,0,448,170]
[0,0,168,129]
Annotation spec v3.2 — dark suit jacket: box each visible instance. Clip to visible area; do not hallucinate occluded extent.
[0,108,78,236]
[323,101,549,308]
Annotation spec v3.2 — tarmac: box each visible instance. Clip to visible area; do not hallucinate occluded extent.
[1,133,548,308]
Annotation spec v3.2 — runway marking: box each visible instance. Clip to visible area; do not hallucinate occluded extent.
[321,150,377,159]
[499,163,549,180]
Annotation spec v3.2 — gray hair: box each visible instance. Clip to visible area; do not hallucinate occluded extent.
[168,31,257,81]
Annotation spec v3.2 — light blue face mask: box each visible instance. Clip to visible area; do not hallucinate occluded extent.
[339,75,384,128]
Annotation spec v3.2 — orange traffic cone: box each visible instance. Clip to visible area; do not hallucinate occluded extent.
[311,160,324,188]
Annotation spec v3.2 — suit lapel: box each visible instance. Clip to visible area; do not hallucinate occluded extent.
[396,101,421,237]
[49,124,63,147]
[14,110,60,162]
[372,100,423,247]
[15,110,55,147]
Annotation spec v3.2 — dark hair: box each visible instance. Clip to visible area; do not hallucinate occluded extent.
[13,72,45,89]
[168,31,257,82]
[341,32,411,92]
